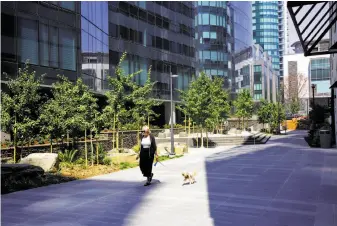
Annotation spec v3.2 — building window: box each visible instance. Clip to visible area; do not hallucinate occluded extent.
[59,28,76,71]
[39,23,49,66]
[1,11,16,60]
[18,18,39,64]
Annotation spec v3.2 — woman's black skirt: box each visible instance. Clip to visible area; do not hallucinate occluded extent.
[139,148,154,177]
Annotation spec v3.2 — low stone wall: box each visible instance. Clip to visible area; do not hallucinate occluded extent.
[101,128,185,149]
[1,139,112,161]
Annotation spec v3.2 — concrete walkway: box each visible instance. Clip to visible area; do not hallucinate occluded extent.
[2,131,337,226]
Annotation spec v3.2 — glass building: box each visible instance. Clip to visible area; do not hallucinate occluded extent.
[1,1,80,86]
[1,1,196,125]
[252,1,283,80]
[235,44,277,102]
[194,1,234,94]
[231,1,253,53]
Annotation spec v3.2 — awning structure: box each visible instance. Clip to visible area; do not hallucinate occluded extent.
[287,1,337,56]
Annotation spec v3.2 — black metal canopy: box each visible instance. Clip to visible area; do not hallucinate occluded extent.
[287,1,337,56]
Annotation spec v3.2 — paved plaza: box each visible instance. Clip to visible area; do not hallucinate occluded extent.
[2,131,337,226]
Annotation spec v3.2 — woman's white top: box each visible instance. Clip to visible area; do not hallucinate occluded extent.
[141,136,151,149]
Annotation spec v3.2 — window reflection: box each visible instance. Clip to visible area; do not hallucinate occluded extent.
[81,1,109,92]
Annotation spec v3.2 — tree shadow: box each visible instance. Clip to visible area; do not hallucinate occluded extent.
[204,130,332,226]
[1,176,160,226]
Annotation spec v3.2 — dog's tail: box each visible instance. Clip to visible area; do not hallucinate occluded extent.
[192,171,197,177]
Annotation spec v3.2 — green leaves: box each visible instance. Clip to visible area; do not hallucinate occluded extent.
[233,89,254,129]
[257,99,271,125]
[179,72,230,129]
[39,75,99,140]
[1,63,43,141]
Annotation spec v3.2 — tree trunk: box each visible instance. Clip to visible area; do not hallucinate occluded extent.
[206,130,209,148]
[50,137,53,153]
[85,130,88,167]
[67,132,69,148]
[147,115,150,128]
[13,116,17,163]
[184,115,187,131]
[96,140,99,166]
[112,113,116,150]
[90,130,94,166]
[188,117,191,136]
[200,127,204,148]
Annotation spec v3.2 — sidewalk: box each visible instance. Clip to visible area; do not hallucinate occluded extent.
[2,131,337,226]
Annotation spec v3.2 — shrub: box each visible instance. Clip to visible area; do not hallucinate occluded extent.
[103,156,112,166]
[93,143,106,164]
[119,162,137,170]
[58,149,78,163]
[132,144,140,153]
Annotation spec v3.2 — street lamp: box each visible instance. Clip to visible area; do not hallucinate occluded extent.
[170,67,179,156]
[311,84,316,108]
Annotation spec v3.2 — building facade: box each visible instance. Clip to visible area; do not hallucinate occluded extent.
[194,1,234,95]
[1,1,80,86]
[283,41,331,115]
[234,44,277,102]
[1,1,196,125]
[330,2,337,144]
[252,1,283,82]
[231,1,253,53]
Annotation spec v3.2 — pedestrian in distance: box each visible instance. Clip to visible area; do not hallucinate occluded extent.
[139,126,158,186]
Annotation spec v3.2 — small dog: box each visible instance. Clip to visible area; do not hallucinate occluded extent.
[182,172,197,185]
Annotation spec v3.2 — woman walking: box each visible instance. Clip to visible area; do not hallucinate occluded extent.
[139,126,158,186]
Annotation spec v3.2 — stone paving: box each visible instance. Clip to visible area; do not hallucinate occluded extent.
[2,130,337,226]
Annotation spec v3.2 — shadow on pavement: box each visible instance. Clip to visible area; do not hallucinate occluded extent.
[205,130,337,226]
[1,177,158,226]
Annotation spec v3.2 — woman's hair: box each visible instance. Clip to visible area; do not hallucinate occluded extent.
[142,126,150,133]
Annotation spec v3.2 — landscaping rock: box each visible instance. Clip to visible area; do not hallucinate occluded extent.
[158,133,166,138]
[179,132,187,137]
[164,132,171,138]
[228,128,237,135]
[1,164,44,180]
[19,153,58,172]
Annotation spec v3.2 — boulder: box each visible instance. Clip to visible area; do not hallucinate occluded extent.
[1,164,44,180]
[241,130,252,136]
[174,145,186,155]
[179,132,187,137]
[19,153,58,172]
[158,133,166,138]
[228,128,237,135]
[164,132,171,138]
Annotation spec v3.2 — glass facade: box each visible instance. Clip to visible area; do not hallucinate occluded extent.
[231,1,253,53]
[195,1,234,92]
[310,58,330,81]
[310,57,330,97]
[254,65,263,100]
[253,1,281,76]
[1,1,79,85]
[81,1,109,92]
[108,1,195,99]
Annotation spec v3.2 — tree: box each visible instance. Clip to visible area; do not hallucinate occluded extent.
[75,78,99,166]
[289,97,300,116]
[131,65,162,131]
[206,77,230,133]
[269,102,286,133]
[234,89,254,130]
[257,99,271,130]
[101,52,140,149]
[283,73,308,115]
[1,63,43,162]
[179,72,213,147]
